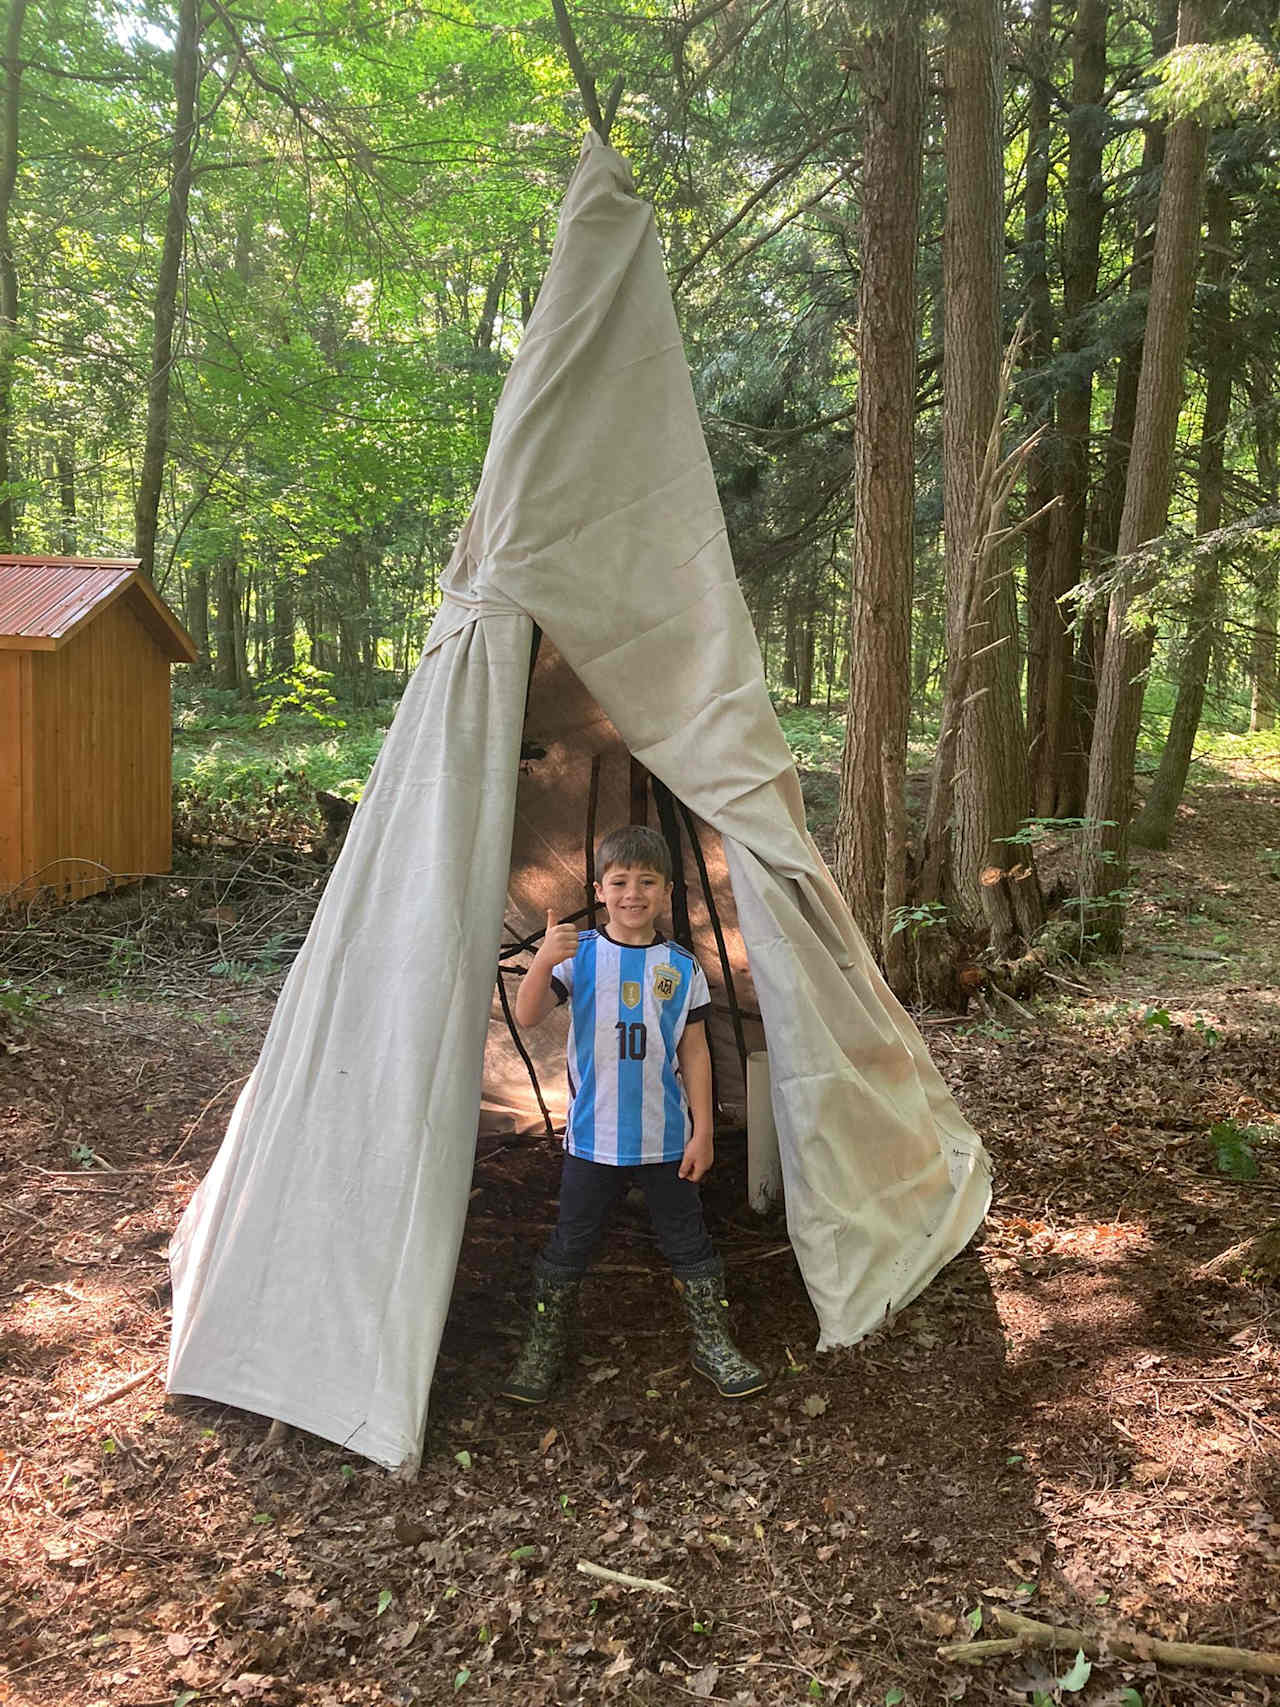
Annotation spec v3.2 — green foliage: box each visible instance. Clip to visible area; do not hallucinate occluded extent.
[258,665,347,730]
[0,978,55,1021]
[1208,1119,1261,1181]
[1057,1650,1092,1692]
[889,900,947,940]
[173,695,389,840]
[779,708,845,770]
[1152,38,1280,124]
[997,816,1104,848]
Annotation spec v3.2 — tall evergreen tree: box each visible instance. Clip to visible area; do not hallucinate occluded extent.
[1081,0,1218,946]
[1131,176,1233,847]
[938,0,1042,953]
[833,2,925,987]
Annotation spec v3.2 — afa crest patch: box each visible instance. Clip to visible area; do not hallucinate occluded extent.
[621,980,642,1009]
[651,964,680,1002]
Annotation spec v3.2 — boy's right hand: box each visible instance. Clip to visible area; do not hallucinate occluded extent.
[541,911,580,965]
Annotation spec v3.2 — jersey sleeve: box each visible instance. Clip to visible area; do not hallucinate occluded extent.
[685,960,711,1026]
[549,957,574,1004]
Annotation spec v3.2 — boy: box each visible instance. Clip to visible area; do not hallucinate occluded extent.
[501,824,767,1404]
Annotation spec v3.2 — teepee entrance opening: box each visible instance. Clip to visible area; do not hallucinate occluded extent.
[484,631,764,1146]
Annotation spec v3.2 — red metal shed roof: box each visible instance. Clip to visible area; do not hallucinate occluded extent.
[0,556,197,662]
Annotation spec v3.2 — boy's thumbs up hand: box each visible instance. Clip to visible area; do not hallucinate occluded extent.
[542,910,580,964]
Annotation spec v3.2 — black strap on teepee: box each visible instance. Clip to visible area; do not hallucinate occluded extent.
[652,776,692,951]
[584,754,601,930]
[677,797,750,1088]
[495,965,556,1139]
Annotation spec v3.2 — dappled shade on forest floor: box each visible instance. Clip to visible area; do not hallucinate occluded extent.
[1,774,1278,1706]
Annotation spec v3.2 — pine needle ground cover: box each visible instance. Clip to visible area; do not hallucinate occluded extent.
[1,752,1278,1707]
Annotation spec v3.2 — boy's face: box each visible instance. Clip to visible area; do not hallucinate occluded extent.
[594,862,671,942]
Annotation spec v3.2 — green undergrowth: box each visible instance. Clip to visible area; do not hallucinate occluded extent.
[1135,676,1280,776]
[170,678,1279,847]
[172,680,395,839]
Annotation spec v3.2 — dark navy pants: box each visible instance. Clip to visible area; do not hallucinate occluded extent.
[540,1151,715,1277]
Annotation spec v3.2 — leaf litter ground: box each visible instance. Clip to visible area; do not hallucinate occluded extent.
[1,771,1278,1707]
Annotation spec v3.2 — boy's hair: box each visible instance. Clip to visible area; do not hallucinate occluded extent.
[595,824,672,882]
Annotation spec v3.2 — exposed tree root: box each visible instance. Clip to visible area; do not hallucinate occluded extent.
[1196,1222,1280,1284]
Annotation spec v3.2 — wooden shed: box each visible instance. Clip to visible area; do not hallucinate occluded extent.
[0,555,198,904]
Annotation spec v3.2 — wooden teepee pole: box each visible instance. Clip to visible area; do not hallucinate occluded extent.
[549,0,622,142]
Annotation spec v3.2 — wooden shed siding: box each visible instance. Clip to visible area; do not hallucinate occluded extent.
[25,594,173,901]
[0,651,25,890]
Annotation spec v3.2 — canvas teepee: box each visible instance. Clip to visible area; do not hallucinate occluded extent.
[167,133,990,1473]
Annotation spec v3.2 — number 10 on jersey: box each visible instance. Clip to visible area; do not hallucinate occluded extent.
[615,1021,647,1060]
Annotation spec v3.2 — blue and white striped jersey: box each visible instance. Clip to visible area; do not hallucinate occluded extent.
[550,930,711,1166]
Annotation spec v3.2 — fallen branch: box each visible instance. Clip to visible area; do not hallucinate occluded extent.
[938,1607,1280,1677]
[1141,944,1229,962]
[1208,1388,1280,1445]
[576,1559,680,1597]
[82,1362,161,1411]
[937,1636,1024,1662]
[163,1073,247,1168]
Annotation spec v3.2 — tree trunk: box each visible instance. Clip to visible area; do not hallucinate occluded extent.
[250,564,265,679]
[1021,0,1056,808]
[1082,1,1179,803]
[1131,182,1231,848]
[833,3,924,990]
[185,562,209,669]
[795,608,814,708]
[213,558,239,690]
[56,436,76,554]
[474,254,511,354]
[356,539,376,696]
[0,0,27,550]
[781,584,797,700]
[272,571,296,675]
[1249,371,1277,731]
[233,567,249,694]
[133,0,199,582]
[1034,0,1108,820]
[1089,0,1178,569]
[942,0,1043,953]
[1080,0,1215,947]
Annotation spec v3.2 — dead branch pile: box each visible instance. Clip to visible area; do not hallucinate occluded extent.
[0,840,327,1000]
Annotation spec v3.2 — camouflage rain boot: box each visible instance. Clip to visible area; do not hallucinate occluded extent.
[500,1260,581,1404]
[674,1260,768,1399]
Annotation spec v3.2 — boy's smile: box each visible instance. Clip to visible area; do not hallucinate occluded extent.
[595,862,671,945]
